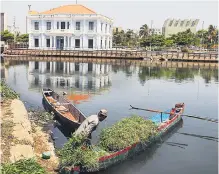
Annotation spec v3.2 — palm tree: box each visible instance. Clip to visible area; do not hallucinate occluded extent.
[139,24,149,38]
[207,25,217,44]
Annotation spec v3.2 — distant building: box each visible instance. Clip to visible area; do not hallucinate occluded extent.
[27,4,113,50]
[149,28,162,35]
[0,13,7,32]
[162,18,199,38]
[113,27,123,33]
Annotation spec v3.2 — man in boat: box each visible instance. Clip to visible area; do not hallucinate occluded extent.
[74,109,108,144]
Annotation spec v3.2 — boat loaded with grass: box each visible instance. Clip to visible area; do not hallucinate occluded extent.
[59,103,185,174]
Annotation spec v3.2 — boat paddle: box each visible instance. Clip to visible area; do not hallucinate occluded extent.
[130,105,218,123]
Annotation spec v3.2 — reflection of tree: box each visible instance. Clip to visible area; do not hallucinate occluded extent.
[174,68,194,83]
[200,69,218,84]
[137,66,217,85]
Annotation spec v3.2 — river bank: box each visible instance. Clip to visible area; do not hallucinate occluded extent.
[1,81,59,173]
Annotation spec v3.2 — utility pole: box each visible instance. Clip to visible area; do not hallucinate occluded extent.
[150,20,153,51]
[13,16,16,42]
[201,21,204,49]
[26,5,31,34]
[76,0,77,4]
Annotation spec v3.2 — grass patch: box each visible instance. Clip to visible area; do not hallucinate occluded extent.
[0,80,19,101]
[1,158,48,174]
[1,120,15,163]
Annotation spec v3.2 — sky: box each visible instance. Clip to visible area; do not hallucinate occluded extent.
[1,0,218,34]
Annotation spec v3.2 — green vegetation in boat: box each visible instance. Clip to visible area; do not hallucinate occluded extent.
[58,115,158,171]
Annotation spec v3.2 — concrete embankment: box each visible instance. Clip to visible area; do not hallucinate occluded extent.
[3,49,218,62]
[1,99,58,173]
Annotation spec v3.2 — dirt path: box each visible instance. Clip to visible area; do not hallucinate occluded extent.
[1,99,59,173]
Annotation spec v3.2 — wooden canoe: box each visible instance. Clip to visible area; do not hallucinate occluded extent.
[60,103,185,173]
[42,88,86,131]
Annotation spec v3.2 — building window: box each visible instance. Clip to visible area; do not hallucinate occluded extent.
[186,21,190,27]
[191,20,196,27]
[101,40,102,49]
[101,23,103,31]
[46,39,50,47]
[169,20,173,27]
[89,22,94,31]
[180,21,184,27]
[105,24,107,33]
[174,20,179,27]
[61,22,65,29]
[46,62,50,70]
[67,22,70,29]
[34,22,39,30]
[88,39,93,48]
[75,39,80,48]
[109,41,110,48]
[57,22,59,29]
[116,28,118,33]
[34,38,39,47]
[35,62,39,69]
[76,22,80,30]
[105,40,107,48]
[46,22,51,30]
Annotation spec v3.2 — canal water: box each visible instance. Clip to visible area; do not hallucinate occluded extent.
[2,59,218,174]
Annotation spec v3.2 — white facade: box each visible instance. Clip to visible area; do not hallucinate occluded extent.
[27,6,113,50]
[162,18,199,38]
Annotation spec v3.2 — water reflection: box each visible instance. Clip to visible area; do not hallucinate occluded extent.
[27,61,112,103]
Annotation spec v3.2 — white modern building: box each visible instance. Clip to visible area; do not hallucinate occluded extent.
[162,18,199,38]
[27,4,113,50]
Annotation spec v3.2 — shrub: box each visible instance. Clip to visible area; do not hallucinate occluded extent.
[181,47,189,52]
[1,158,47,174]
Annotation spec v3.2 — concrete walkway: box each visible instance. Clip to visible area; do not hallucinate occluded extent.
[9,99,35,162]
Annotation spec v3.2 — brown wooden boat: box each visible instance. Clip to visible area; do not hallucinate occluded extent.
[42,88,86,130]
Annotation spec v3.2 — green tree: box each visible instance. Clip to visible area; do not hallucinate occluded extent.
[17,34,29,43]
[207,25,218,46]
[164,39,174,47]
[0,30,14,43]
[139,24,149,38]
[169,29,195,46]
[140,34,165,47]
[113,30,126,46]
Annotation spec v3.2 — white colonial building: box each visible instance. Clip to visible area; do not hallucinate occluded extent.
[27,4,113,50]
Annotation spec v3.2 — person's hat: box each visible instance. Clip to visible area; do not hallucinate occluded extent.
[99,109,108,117]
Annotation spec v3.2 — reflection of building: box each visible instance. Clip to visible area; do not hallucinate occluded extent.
[162,18,199,38]
[28,61,112,92]
[28,4,113,50]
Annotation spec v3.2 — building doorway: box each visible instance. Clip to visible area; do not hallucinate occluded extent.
[56,36,64,50]
[88,39,93,49]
